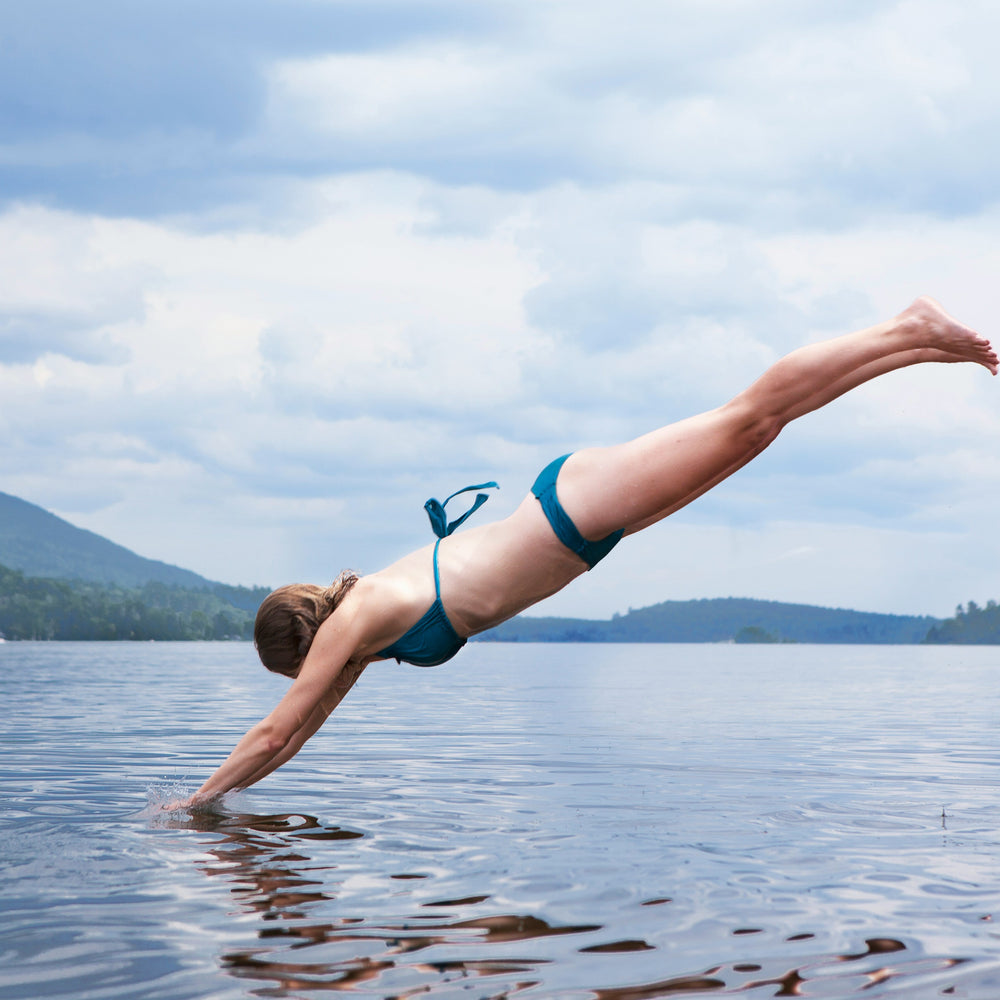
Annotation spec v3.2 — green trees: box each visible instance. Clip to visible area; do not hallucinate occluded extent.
[4,555,997,645]
[0,563,258,641]
[924,600,1000,644]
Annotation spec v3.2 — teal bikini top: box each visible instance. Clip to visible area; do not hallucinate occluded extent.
[377,480,498,667]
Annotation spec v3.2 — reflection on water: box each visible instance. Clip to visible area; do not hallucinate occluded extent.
[5,641,1000,999]
[176,808,593,995]
[168,805,977,998]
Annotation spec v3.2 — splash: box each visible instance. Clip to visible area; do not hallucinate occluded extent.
[142,783,249,824]
[145,782,194,812]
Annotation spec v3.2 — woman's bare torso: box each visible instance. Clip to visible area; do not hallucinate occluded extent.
[435,493,589,634]
[345,493,588,660]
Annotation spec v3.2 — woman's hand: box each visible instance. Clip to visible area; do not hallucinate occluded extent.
[160,793,212,812]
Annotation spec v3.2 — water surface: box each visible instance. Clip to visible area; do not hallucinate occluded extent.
[2,641,1000,998]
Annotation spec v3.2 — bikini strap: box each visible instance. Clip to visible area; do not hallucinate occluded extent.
[432,538,443,599]
[424,480,499,538]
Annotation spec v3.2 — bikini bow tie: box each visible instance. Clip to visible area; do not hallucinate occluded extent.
[424,481,499,538]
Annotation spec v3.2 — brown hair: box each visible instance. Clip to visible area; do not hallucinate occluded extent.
[253,570,359,678]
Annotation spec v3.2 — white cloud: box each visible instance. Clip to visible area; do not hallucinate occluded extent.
[2,1,999,613]
[252,0,1000,217]
[2,173,998,610]
[0,180,545,583]
[267,47,517,141]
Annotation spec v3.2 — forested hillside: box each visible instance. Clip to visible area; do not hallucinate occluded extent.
[478,596,941,645]
[0,563,264,641]
[0,489,270,639]
[0,490,217,588]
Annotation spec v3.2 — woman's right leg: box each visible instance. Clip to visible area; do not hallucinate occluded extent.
[556,297,995,540]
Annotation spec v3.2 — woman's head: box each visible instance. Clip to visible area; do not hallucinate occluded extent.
[253,571,359,678]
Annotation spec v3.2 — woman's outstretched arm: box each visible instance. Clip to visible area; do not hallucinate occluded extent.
[228,660,367,793]
[174,617,372,808]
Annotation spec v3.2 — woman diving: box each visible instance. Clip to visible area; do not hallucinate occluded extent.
[174,296,996,807]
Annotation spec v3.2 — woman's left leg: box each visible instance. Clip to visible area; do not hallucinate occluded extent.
[619,346,985,534]
[554,297,995,541]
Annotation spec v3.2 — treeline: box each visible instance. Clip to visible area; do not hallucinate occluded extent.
[0,563,268,641]
[480,595,1000,645]
[479,597,940,645]
[924,600,1000,644]
[3,557,997,645]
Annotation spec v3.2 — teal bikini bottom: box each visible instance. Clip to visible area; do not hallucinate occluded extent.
[530,454,623,569]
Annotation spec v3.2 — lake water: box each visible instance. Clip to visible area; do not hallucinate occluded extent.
[2,641,1000,999]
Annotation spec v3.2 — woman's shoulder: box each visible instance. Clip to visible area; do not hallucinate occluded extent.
[336,573,407,621]
[329,560,436,658]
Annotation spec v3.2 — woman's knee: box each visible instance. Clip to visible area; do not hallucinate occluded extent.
[720,398,783,453]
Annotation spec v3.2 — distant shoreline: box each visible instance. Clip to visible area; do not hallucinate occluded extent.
[5,489,997,645]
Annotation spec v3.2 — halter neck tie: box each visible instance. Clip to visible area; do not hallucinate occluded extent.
[423,481,499,538]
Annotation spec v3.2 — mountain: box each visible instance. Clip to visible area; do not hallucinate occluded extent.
[1,490,220,589]
[477,596,940,645]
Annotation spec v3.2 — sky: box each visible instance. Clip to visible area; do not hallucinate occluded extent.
[2,0,999,620]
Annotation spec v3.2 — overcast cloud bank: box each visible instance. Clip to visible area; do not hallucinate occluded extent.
[2,1,998,617]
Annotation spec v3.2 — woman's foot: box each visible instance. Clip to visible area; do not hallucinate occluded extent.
[898,296,997,374]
